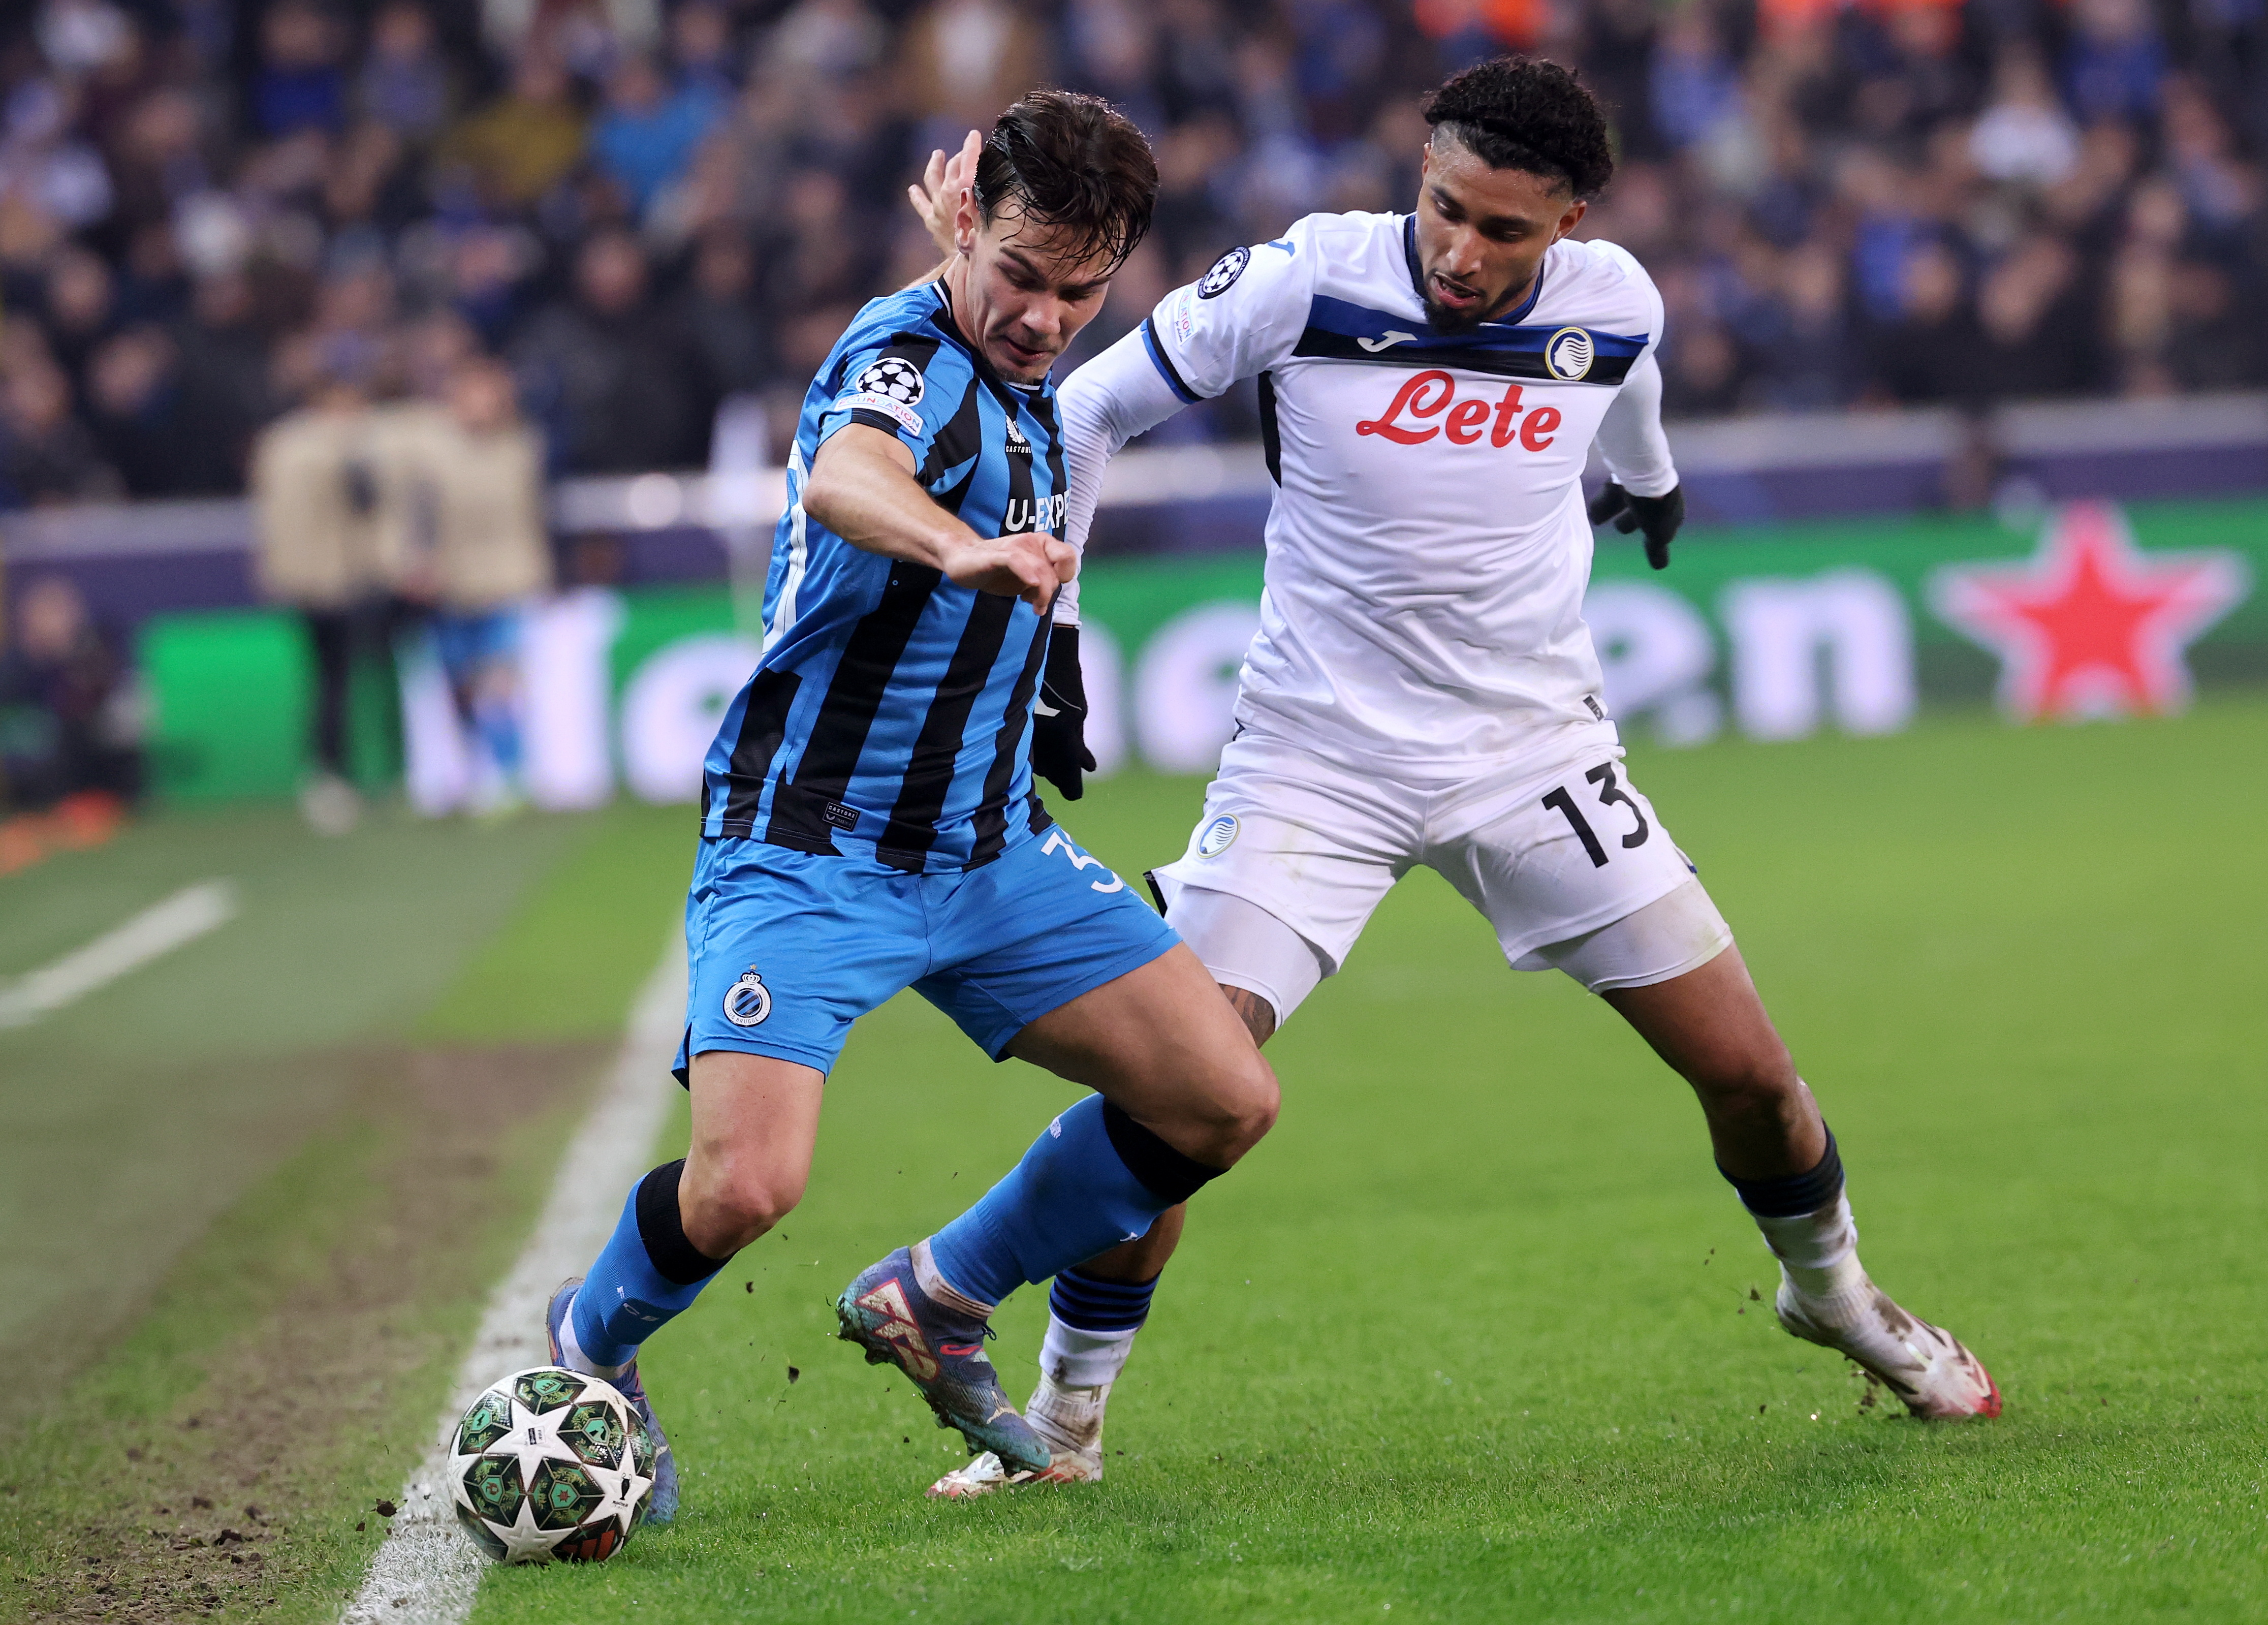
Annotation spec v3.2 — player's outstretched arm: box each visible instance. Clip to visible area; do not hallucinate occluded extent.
[803,423,1075,613]
[1590,349,1684,569]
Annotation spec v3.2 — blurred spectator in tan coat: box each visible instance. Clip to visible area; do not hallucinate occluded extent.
[249,377,398,833]
[383,357,551,816]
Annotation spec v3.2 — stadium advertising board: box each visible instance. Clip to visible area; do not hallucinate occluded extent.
[140,497,2263,806]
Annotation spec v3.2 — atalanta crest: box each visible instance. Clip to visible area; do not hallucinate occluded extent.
[1544,327,1595,381]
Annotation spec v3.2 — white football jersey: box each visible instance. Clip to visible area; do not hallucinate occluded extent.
[1106,209,1673,772]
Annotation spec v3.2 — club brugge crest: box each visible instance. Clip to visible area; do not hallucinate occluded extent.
[1196,814,1239,857]
[1544,327,1595,381]
[1198,246,1250,299]
[722,968,771,1027]
[854,356,924,405]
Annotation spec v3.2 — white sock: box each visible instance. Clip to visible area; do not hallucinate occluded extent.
[1027,1317,1138,1457]
[1752,1192,1866,1299]
[1038,1315,1139,1389]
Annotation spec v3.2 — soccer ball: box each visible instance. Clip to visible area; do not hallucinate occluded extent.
[448,1366,654,1564]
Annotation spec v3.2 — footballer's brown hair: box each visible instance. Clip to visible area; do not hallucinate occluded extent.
[971,88,1159,276]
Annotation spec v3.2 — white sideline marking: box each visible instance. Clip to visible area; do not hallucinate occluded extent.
[343,938,686,1624]
[0,880,238,1029]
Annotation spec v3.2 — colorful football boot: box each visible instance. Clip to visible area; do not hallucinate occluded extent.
[545,1276,681,1523]
[834,1242,1053,1474]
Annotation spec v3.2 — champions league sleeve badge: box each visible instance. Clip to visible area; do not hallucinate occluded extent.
[1197,246,1251,299]
[852,356,925,405]
[836,355,929,435]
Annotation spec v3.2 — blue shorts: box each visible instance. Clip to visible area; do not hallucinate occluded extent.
[674,824,1181,1079]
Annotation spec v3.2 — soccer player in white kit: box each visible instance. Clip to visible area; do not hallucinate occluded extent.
[910,58,1999,1498]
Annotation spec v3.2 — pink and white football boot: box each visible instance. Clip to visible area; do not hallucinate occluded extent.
[1776,1269,2001,1419]
[928,1372,1108,1498]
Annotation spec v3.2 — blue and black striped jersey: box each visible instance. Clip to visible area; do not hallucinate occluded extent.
[698,282,1071,872]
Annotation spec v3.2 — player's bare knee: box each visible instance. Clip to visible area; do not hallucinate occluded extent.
[1689,1047,1802,1120]
[1201,1051,1280,1165]
[688,1162,803,1254]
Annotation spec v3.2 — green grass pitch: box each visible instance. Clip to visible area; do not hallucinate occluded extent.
[3,701,2261,1622]
[459,701,2265,1624]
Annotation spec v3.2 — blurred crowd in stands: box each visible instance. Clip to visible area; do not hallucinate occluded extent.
[0,0,2260,515]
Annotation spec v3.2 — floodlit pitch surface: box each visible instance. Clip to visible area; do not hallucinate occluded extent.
[475,700,2263,1624]
[5,701,2265,1622]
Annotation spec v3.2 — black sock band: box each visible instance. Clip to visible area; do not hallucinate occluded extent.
[1100,1100,1225,1206]
[635,1160,734,1286]
[1050,1266,1160,1333]
[1719,1128,1843,1218]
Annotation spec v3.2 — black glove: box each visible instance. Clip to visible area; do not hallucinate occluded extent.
[1030,623,1096,801]
[1588,481,1686,571]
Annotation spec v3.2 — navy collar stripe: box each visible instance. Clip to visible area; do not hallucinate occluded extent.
[1303,294,1648,354]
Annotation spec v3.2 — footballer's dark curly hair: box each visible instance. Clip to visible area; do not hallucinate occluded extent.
[971,88,1159,276]
[1423,57,1615,201]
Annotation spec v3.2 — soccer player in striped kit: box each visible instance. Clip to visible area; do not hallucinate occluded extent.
[542,90,1278,1519]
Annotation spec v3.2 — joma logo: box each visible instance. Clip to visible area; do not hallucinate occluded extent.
[1355,370,1561,451]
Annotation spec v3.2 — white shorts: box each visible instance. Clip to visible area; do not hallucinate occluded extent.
[1150,732,1732,1025]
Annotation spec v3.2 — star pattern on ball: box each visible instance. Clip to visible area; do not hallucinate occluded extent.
[1930,500,2250,722]
[448,1366,652,1565]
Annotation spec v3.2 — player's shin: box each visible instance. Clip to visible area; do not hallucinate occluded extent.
[924,1096,1219,1311]
[1029,1266,1158,1462]
[564,1160,737,1374]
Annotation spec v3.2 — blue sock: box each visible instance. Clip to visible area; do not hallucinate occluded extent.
[926,1095,1221,1309]
[569,1162,731,1369]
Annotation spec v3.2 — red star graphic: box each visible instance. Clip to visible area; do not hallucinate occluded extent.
[1930,501,2250,722]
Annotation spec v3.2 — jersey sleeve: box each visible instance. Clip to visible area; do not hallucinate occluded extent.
[1587,246,1678,497]
[1054,324,1192,595]
[1143,222,1320,402]
[815,324,973,469]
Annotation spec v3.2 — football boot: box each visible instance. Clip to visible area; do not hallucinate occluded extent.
[834,1242,1053,1474]
[927,1447,1101,1499]
[545,1277,681,1523]
[1776,1270,2001,1420]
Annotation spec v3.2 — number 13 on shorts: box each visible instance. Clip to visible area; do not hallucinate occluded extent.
[1541,762,1651,869]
